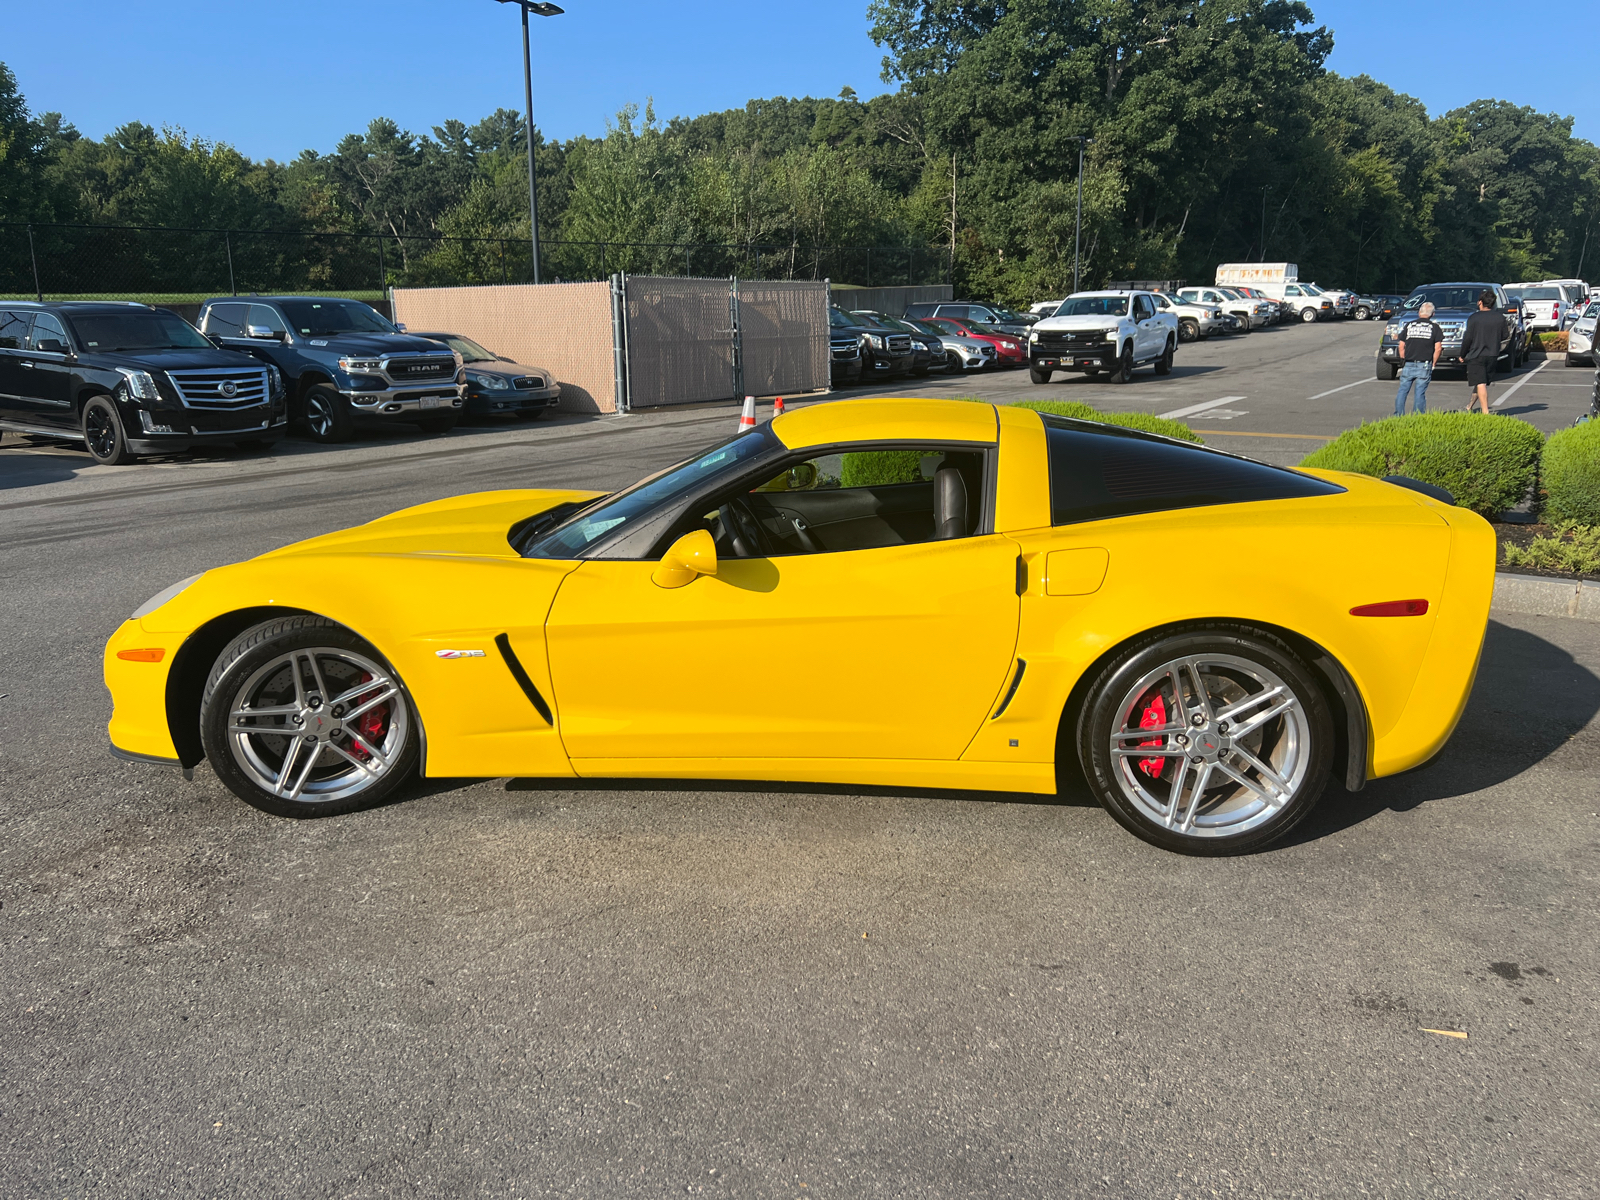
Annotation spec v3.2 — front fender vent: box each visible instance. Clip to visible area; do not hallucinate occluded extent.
[494,633,553,725]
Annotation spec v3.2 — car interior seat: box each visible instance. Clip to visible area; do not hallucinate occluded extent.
[934,464,969,539]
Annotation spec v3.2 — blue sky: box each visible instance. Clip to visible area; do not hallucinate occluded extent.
[5,1,1593,160]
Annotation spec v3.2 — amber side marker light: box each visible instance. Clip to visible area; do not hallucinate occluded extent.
[116,648,166,663]
[1350,599,1429,617]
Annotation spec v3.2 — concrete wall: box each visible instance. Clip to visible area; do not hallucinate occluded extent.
[392,282,615,414]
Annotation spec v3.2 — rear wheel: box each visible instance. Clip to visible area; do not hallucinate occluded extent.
[1107,343,1135,384]
[83,396,135,466]
[302,385,353,443]
[200,615,419,819]
[1300,307,1318,324]
[1075,626,1334,856]
[1029,365,1053,385]
[1154,337,1175,376]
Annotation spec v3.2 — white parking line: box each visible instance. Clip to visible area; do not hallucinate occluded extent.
[1308,378,1373,400]
[1492,360,1547,409]
[1159,395,1247,419]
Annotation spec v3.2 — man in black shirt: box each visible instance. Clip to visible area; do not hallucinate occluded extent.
[1460,289,1506,414]
[1394,301,1443,414]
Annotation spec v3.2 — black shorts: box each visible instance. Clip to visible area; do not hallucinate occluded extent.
[1466,358,1493,387]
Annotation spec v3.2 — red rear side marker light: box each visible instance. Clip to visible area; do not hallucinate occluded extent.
[117,648,166,662]
[1350,599,1429,617]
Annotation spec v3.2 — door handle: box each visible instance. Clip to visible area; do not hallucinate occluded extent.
[19,360,33,368]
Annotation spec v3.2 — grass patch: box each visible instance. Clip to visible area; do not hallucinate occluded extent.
[1502,521,1600,577]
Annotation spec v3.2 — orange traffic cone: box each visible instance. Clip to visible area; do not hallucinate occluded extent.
[737,395,757,432]
[772,396,786,418]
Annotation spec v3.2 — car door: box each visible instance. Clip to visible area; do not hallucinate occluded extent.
[1132,294,1160,357]
[14,313,75,429]
[0,310,32,423]
[544,444,1022,767]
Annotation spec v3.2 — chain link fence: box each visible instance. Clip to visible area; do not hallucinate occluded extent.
[1,222,952,303]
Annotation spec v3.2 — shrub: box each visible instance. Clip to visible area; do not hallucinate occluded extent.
[840,449,927,487]
[1502,522,1600,576]
[1298,412,1543,515]
[1540,419,1600,524]
[1009,399,1204,443]
[1534,331,1568,352]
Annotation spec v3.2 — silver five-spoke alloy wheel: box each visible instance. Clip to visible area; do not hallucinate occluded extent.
[227,645,408,806]
[1108,653,1311,839]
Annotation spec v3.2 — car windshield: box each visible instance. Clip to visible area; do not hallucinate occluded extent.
[1405,288,1490,311]
[850,312,893,330]
[435,335,494,361]
[925,318,963,335]
[1519,287,1560,300]
[522,428,777,559]
[1056,297,1130,317]
[278,300,396,336]
[66,310,211,352]
[904,318,947,336]
[828,308,860,330]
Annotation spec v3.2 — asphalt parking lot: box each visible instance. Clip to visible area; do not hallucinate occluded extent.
[2,320,1597,1198]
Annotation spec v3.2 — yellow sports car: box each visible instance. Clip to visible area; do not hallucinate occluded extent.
[104,398,1494,854]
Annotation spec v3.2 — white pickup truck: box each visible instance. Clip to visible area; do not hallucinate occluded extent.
[1027,290,1179,384]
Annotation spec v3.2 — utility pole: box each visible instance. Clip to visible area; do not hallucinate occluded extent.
[950,152,957,286]
[1259,186,1271,262]
[1072,138,1092,294]
[495,1,565,284]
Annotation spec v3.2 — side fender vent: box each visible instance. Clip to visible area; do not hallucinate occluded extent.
[494,633,554,726]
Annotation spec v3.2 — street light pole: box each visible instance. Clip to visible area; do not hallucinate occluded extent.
[498,1,564,285]
[1072,137,1092,295]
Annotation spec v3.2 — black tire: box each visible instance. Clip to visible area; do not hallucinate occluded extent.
[1177,318,1199,344]
[1107,343,1135,384]
[1075,624,1335,856]
[1354,306,1371,321]
[301,384,354,443]
[416,413,459,434]
[200,615,420,819]
[1300,307,1318,324]
[1154,337,1175,376]
[1376,359,1399,381]
[82,395,135,466]
[1029,365,1053,385]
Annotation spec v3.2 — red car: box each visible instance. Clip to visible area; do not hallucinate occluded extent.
[925,317,1028,367]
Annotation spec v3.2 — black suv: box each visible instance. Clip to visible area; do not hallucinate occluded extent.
[197,296,464,442]
[828,307,866,387]
[1377,283,1518,380]
[0,301,287,465]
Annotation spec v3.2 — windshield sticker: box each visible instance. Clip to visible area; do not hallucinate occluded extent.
[310,339,328,346]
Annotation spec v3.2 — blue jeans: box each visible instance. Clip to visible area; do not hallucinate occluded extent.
[1394,360,1431,414]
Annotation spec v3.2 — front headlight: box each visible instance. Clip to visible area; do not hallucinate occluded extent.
[338,357,383,372]
[1105,329,1119,341]
[867,334,885,349]
[1029,331,1039,342]
[1211,310,1222,319]
[467,371,511,390]
[267,364,283,395]
[131,573,202,620]
[117,368,161,400]
[1384,323,1400,337]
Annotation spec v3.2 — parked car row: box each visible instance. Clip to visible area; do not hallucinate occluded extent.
[0,296,561,466]
[1503,279,1592,332]
[828,303,1023,386]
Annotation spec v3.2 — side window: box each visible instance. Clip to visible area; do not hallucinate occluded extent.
[1134,296,1155,321]
[205,303,248,336]
[0,311,29,349]
[1285,285,1302,297]
[1039,415,1343,525]
[27,313,70,353]
[247,304,287,336]
[693,446,988,559]
[936,305,968,319]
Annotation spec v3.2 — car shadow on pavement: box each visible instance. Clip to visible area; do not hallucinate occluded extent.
[1285,618,1600,846]
[0,441,88,490]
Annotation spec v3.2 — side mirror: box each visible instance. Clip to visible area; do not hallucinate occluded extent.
[393,322,407,332]
[652,529,717,589]
[35,338,68,354]
[786,462,817,490]
[246,325,283,341]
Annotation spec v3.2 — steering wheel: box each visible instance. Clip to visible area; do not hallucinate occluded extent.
[722,495,772,559]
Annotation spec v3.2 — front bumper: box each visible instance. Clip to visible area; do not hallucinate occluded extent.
[341,385,466,419]
[126,403,288,453]
[1031,349,1114,371]
[1380,342,1468,367]
[466,386,561,416]
[866,350,916,374]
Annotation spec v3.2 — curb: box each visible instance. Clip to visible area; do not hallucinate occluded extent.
[1492,572,1600,621]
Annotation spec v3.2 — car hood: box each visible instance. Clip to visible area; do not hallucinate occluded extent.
[461,360,556,380]
[296,332,456,355]
[91,347,270,371]
[1034,315,1124,332]
[257,489,603,561]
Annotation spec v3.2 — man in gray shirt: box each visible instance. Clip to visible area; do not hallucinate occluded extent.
[1460,289,1505,414]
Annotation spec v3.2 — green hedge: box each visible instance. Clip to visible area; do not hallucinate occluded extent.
[1541,419,1600,525]
[840,449,928,487]
[1008,399,1204,443]
[1298,412,1543,515]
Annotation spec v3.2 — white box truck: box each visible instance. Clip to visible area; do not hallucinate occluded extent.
[1215,263,1336,323]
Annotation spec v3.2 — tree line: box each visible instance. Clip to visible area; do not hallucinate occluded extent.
[2,0,1597,302]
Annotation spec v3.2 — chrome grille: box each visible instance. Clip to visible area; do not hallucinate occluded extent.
[1036,330,1104,347]
[513,376,545,390]
[831,339,861,360]
[1437,320,1466,342]
[167,367,270,409]
[886,334,912,353]
[384,355,456,382]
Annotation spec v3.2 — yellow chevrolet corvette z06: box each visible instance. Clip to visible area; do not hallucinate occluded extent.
[104,398,1494,855]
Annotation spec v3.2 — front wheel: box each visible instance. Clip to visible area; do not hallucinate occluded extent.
[1354,306,1371,321]
[302,385,353,443]
[1376,359,1399,380]
[1029,365,1053,385]
[200,615,419,818]
[83,396,135,466]
[1075,626,1334,855]
[1154,337,1175,376]
[1300,307,1318,324]
[1107,344,1135,384]
[1177,319,1199,344]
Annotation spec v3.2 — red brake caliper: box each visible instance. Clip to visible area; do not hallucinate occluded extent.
[1137,692,1168,778]
[347,671,390,761]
